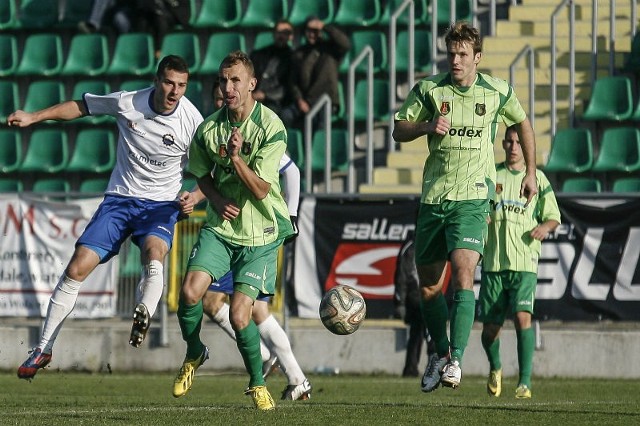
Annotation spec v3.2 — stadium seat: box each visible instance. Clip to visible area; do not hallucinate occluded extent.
[354,79,390,122]
[17,0,58,29]
[0,34,18,77]
[288,0,334,26]
[253,31,274,51]
[0,178,23,193]
[380,0,428,26]
[582,76,634,122]
[72,80,114,125]
[193,0,242,29]
[61,34,110,76]
[199,32,247,75]
[333,0,381,27]
[0,80,19,123]
[181,177,198,192]
[120,243,142,278]
[59,0,93,28]
[592,127,640,172]
[0,129,22,173]
[119,79,153,92]
[15,33,63,76]
[286,128,305,170]
[544,128,594,173]
[160,32,201,73]
[561,177,602,193]
[23,81,66,119]
[185,79,204,114]
[79,178,110,194]
[67,129,116,173]
[106,33,156,76]
[333,81,346,122]
[312,128,349,172]
[436,0,473,26]
[0,0,18,30]
[342,30,388,74]
[623,31,640,75]
[631,96,640,122]
[32,178,71,196]
[20,129,69,173]
[612,177,640,193]
[396,29,433,73]
[240,0,288,28]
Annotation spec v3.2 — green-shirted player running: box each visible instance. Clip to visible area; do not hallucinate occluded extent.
[172,51,294,411]
[480,125,560,399]
[392,21,539,392]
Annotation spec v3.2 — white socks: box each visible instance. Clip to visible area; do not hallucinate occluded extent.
[39,274,82,353]
[213,302,271,362]
[137,260,164,318]
[258,315,306,385]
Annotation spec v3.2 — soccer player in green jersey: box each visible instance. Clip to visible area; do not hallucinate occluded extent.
[172,51,294,411]
[392,21,538,392]
[480,126,560,399]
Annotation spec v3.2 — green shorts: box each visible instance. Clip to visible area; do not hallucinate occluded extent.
[478,270,537,324]
[414,199,489,265]
[187,226,283,299]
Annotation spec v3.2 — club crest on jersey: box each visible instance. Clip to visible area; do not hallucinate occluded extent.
[162,134,175,147]
[242,141,253,155]
[496,183,503,194]
[440,102,451,115]
[475,103,486,116]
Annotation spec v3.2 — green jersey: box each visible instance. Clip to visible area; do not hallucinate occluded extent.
[482,162,561,273]
[395,72,527,204]
[188,102,294,246]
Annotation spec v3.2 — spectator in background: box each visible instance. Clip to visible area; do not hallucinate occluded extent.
[78,0,133,35]
[282,16,350,128]
[249,19,296,117]
[135,0,191,58]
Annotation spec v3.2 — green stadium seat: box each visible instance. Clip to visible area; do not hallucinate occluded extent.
[312,128,349,172]
[561,177,602,193]
[333,81,346,122]
[341,30,388,74]
[380,0,428,26]
[354,79,390,122]
[59,0,93,28]
[0,0,18,30]
[612,177,640,193]
[0,80,19,123]
[193,0,242,29]
[32,178,71,195]
[286,128,305,170]
[17,0,58,29]
[67,129,116,173]
[582,76,634,122]
[396,30,433,73]
[160,32,201,73]
[185,79,204,113]
[0,178,23,193]
[23,81,66,119]
[240,0,288,28]
[436,0,473,26]
[199,32,247,75]
[592,127,640,172]
[106,33,156,76]
[253,31,274,51]
[119,80,153,92]
[624,31,640,75]
[0,129,22,173]
[61,34,110,76]
[72,80,114,125]
[288,0,334,26]
[544,128,594,173]
[20,129,69,173]
[333,0,381,27]
[79,178,110,194]
[15,33,63,76]
[120,243,142,278]
[631,95,640,122]
[0,34,18,77]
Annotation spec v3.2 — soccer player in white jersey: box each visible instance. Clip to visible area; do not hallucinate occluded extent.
[172,51,294,410]
[479,126,560,399]
[7,55,204,380]
[392,21,539,392]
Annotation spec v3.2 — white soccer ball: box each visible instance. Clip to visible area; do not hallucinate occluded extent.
[319,285,366,335]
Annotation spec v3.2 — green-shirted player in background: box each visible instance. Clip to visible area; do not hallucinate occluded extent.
[171,51,294,411]
[392,21,539,392]
[480,125,560,399]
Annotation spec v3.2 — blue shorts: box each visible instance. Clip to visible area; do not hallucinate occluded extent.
[208,271,271,302]
[77,195,180,263]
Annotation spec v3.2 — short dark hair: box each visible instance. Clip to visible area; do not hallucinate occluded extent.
[444,21,482,54]
[156,55,190,78]
[219,50,255,77]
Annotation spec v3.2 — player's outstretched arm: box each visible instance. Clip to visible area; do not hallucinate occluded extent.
[7,100,87,127]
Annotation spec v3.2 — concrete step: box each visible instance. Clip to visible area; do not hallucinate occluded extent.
[509,3,636,22]
[484,34,632,54]
[386,151,427,169]
[359,183,421,194]
[495,19,635,39]
[373,167,423,186]
[481,51,627,70]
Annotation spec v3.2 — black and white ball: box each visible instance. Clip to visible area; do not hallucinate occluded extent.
[319,285,366,335]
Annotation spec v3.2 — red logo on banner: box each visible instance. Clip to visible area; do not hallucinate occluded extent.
[325,243,401,300]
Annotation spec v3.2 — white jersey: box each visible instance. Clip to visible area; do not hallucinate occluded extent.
[83,88,204,202]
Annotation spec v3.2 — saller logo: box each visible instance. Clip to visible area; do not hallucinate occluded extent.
[448,127,482,137]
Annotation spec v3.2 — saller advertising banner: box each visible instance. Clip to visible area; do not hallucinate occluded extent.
[293,196,640,321]
[0,195,117,318]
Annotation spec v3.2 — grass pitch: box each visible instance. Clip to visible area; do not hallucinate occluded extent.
[2,370,639,425]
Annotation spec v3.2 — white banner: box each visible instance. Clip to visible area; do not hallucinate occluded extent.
[0,195,117,318]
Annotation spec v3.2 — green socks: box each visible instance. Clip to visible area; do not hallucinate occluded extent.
[177,299,205,360]
[420,292,450,357]
[449,289,476,363]
[236,320,264,387]
[517,327,535,387]
[482,331,502,371]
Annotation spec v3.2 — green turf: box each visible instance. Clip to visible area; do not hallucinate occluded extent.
[2,371,639,425]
